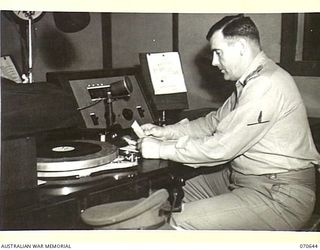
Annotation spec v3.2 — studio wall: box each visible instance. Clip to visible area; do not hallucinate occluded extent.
[1,11,103,82]
[111,13,173,68]
[1,11,319,117]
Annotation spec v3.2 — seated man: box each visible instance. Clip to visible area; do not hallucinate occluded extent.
[137,14,320,230]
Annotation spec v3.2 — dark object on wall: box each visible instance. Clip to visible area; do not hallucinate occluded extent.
[39,29,76,69]
[53,12,90,33]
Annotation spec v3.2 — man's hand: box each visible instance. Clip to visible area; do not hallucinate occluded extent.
[141,123,165,138]
[137,137,162,159]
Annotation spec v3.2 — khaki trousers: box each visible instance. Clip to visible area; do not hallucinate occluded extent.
[170,166,316,230]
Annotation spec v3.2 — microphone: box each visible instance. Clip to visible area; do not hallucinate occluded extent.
[110,76,133,97]
[87,76,133,101]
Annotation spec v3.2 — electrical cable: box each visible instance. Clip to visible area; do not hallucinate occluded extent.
[77,99,103,111]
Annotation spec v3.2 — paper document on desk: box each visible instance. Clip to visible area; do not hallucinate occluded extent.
[131,120,146,138]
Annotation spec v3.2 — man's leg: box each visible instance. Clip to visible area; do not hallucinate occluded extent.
[171,171,315,230]
[182,166,232,202]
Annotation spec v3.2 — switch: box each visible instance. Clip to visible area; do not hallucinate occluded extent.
[136,105,145,118]
[90,112,99,125]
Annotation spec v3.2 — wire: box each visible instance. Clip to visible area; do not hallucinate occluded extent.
[77,99,103,111]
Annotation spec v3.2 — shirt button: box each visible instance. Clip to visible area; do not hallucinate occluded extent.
[271,184,280,191]
[269,174,277,180]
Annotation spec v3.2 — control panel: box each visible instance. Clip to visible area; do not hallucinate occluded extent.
[69,74,154,129]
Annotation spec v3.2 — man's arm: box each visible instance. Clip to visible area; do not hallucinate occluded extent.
[142,111,220,140]
[152,77,284,166]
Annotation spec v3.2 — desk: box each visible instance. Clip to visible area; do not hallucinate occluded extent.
[0,158,197,230]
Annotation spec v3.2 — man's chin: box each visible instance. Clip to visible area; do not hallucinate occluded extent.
[223,74,236,81]
[223,74,230,81]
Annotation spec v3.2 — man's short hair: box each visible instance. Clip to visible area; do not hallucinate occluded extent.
[206,14,260,46]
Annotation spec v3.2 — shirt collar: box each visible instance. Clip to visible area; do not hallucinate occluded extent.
[237,51,268,87]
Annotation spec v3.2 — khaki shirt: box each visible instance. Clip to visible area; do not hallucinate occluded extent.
[158,52,320,175]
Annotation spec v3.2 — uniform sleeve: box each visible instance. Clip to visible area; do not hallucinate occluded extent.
[158,111,220,140]
[159,76,285,166]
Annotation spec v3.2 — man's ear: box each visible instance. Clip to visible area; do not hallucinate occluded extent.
[236,38,247,56]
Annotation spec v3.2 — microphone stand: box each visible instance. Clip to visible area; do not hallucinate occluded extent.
[103,86,121,143]
[104,86,113,130]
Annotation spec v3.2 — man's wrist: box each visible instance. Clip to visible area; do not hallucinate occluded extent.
[159,140,176,160]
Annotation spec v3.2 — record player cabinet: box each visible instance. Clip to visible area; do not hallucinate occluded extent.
[0,159,191,230]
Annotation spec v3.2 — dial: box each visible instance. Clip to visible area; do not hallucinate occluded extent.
[11,11,44,22]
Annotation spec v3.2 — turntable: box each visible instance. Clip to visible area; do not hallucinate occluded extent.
[37,139,140,195]
[34,67,154,195]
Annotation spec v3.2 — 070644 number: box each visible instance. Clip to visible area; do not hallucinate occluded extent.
[300,244,318,248]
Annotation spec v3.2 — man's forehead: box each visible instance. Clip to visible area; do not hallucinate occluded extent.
[209,30,225,50]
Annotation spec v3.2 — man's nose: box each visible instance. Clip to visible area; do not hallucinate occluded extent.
[211,54,219,67]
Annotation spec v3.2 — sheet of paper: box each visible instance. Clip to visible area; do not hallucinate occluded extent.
[146,52,187,95]
[0,56,22,83]
[119,145,138,153]
[131,120,146,138]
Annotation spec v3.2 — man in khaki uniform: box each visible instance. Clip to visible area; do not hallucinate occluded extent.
[138,14,320,230]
